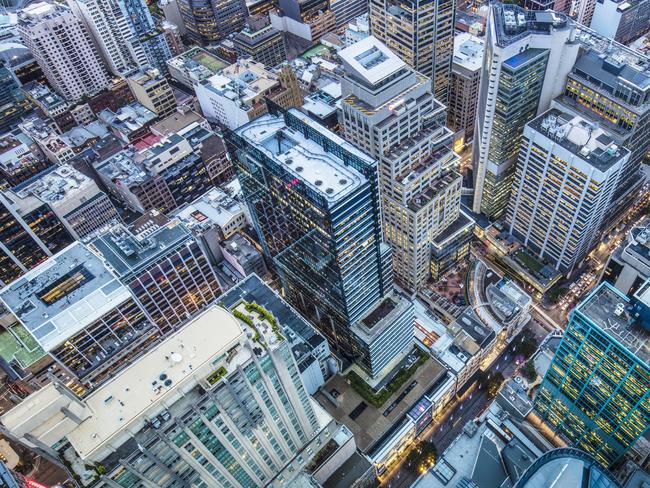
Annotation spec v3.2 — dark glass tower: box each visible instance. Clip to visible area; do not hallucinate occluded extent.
[225,106,413,375]
[0,62,30,133]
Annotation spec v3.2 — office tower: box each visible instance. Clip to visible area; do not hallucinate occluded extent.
[0,62,29,133]
[233,15,286,68]
[67,0,144,77]
[506,109,627,275]
[195,60,302,129]
[558,37,650,218]
[601,219,650,296]
[472,5,579,219]
[330,0,367,31]
[571,0,597,26]
[127,67,178,118]
[276,0,336,42]
[0,242,154,387]
[340,37,470,291]
[116,0,174,75]
[160,0,187,34]
[0,192,73,286]
[591,0,650,45]
[369,0,455,103]
[17,2,110,101]
[534,282,650,467]
[7,165,120,240]
[1,302,338,487]
[448,33,483,148]
[226,106,414,377]
[91,217,221,331]
[178,0,248,45]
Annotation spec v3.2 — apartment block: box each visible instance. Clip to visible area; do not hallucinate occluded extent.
[17,2,110,101]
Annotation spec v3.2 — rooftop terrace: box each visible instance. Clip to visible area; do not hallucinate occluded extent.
[0,243,131,352]
[578,283,649,362]
[338,36,406,85]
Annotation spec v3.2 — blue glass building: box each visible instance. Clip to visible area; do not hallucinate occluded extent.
[534,282,650,467]
[225,106,413,375]
[0,62,29,133]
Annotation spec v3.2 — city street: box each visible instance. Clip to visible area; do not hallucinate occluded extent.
[381,334,528,488]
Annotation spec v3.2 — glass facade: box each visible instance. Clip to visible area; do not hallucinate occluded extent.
[534,283,650,467]
[0,197,73,285]
[0,64,30,133]
[226,107,392,359]
[178,0,247,45]
[481,48,549,218]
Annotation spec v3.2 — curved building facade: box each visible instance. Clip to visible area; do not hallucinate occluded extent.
[514,448,620,488]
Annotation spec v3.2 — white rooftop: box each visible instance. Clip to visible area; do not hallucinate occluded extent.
[453,32,485,72]
[338,36,406,85]
[237,110,371,202]
[67,306,244,460]
[0,243,131,352]
[174,188,246,231]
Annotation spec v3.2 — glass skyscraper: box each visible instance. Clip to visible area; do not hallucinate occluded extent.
[225,106,413,376]
[534,282,650,467]
[0,62,30,133]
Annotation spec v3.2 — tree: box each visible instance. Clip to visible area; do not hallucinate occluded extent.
[480,371,505,399]
[404,440,438,475]
[511,331,538,360]
[547,285,568,303]
[521,360,538,382]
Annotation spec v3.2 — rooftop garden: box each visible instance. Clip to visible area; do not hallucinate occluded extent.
[232,300,283,347]
[346,348,428,408]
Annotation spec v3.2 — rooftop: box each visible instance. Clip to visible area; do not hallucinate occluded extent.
[167,47,228,84]
[174,187,246,233]
[528,109,629,172]
[577,283,649,362]
[90,220,193,278]
[0,243,131,352]
[338,36,406,85]
[236,110,371,203]
[98,103,156,136]
[453,33,485,72]
[22,82,66,111]
[150,108,207,136]
[200,60,279,108]
[13,165,98,206]
[492,4,570,47]
[67,305,244,460]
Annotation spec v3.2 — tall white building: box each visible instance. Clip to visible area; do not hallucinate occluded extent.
[1,303,337,487]
[472,5,580,219]
[506,108,627,274]
[340,37,469,291]
[67,0,145,76]
[17,2,110,101]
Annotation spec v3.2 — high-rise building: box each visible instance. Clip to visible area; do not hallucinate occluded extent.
[17,2,111,101]
[447,33,483,149]
[330,0,367,31]
[472,5,579,219]
[178,0,248,45]
[534,282,650,467]
[557,39,650,221]
[1,301,338,487]
[506,109,627,275]
[226,105,414,377]
[0,191,73,286]
[0,61,30,133]
[90,216,222,332]
[276,0,336,43]
[590,0,650,45]
[369,0,455,103]
[340,37,470,291]
[233,14,286,68]
[67,0,144,76]
[127,67,178,118]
